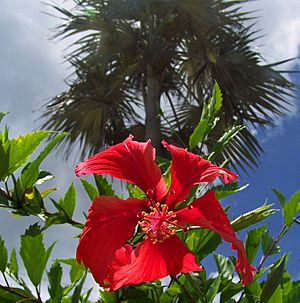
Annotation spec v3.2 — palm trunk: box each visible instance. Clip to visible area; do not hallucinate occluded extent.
[145,64,163,155]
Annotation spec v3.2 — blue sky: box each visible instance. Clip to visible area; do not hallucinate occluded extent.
[0,0,299,298]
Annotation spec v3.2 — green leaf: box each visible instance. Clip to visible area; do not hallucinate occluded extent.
[36,171,54,185]
[20,224,55,287]
[0,236,8,272]
[47,262,64,302]
[245,225,266,263]
[0,287,35,302]
[160,284,180,303]
[231,203,277,231]
[58,258,85,284]
[80,179,99,200]
[189,82,222,150]
[281,271,292,298]
[244,280,261,303]
[272,188,286,208]
[0,143,10,180]
[71,274,86,303]
[8,248,18,278]
[207,275,221,303]
[0,112,7,124]
[59,183,76,219]
[215,182,249,200]
[20,132,67,189]
[7,131,49,174]
[283,189,300,225]
[127,183,146,199]
[189,119,209,149]
[100,290,119,303]
[261,230,280,256]
[186,229,221,259]
[220,281,243,303]
[214,254,234,280]
[260,255,287,303]
[268,286,282,303]
[94,175,115,196]
[284,283,300,303]
[210,82,223,113]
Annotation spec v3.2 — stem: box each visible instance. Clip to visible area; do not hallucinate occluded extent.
[257,224,289,271]
[2,272,10,288]
[171,275,195,302]
[35,286,43,303]
[185,273,206,303]
[0,284,36,302]
[237,224,290,303]
[145,64,162,155]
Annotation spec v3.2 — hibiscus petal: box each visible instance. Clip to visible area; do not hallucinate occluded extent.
[162,141,238,207]
[176,192,255,286]
[109,236,202,291]
[75,135,166,201]
[76,196,147,287]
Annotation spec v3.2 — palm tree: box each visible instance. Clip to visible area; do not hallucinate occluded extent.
[42,0,294,170]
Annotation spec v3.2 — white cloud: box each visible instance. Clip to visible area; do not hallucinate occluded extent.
[246,0,300,68]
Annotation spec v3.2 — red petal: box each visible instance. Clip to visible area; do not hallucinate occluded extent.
[109,236,202,291]
[76,196,147,287]
[75,135,166,201]
[162,141,238,208]
[176,192,255,286]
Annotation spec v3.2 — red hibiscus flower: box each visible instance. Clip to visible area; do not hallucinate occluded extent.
[75,135,255,291]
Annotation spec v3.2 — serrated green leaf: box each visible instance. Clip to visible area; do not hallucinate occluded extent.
[20,133,67,189]
[20,224,55,287]
[272,188,286,208]
[6,131,49,174]
[283,189,300,225]
[80,179,99,200]
[94,175,115,196]
[189,119,209,149]
[189,83,223,150]
[211,82,223,112]
[127,183,146,199]
[0,236,8,272]
[71,273,86,303]
[260,255,287,303]
[59,183,76,219]
[47,262,64,302]
[58,258,85,284]
[8,248,18,278]
[231,203,277,231]
[214,254,234,280]
[245,225,266,263]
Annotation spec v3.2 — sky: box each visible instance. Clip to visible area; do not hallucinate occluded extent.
[0,0,299,300]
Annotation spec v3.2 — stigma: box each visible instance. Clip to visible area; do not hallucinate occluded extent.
[138,203,177,244]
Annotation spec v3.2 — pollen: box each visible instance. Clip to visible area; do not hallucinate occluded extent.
[138,203,177,244]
